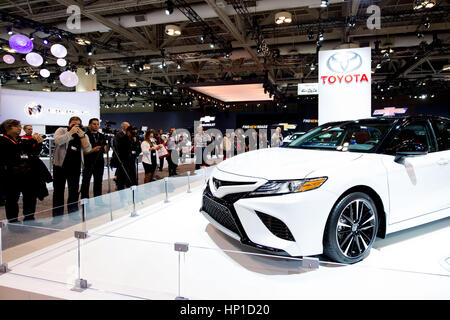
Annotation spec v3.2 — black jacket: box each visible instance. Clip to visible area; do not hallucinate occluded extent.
[0,134,51,200]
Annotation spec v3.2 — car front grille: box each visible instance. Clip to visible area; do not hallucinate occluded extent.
[255,211,295,241]
[202,196,240,235]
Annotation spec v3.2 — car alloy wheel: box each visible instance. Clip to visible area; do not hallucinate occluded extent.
[324,192,379,264]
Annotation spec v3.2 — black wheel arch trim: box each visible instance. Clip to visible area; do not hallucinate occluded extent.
[325,185,387,241]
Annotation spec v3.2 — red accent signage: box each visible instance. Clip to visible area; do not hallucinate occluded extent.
[320,74,369,85]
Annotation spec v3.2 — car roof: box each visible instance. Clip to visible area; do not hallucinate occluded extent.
[325,115,449,126]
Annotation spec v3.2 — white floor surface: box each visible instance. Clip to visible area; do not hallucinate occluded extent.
[1,185,449,300]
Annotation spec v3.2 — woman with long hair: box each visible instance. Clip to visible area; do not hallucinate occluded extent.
[141,129,159,183]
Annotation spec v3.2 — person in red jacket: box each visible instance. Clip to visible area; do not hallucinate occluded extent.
[21,124,34,140]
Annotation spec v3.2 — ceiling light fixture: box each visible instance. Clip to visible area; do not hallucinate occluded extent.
[9,34,34,54]
[25,52,43,67]
[275,12,292,25]
[318,29,324,42]
[414,0,435,10]
[3,54,15,64]
[86,45,94,56]
[40,69,50,78]
[165,24,181,37]
[76,38,91,46]
[57,58,67,67]
[320,0,329,8]
[50,44,67,58]
[165,0,174,15]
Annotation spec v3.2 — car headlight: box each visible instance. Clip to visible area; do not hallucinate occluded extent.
[248,177,327,196]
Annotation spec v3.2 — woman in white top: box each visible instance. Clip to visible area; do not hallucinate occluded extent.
[141,130,159,183]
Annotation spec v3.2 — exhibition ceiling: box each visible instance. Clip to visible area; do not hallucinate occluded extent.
[0,0,449,108]
[191,83,273,102]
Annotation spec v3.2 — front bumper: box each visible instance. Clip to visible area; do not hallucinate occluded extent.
[201,183,338,257]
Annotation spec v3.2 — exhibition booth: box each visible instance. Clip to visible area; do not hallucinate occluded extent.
[0,47,449,300]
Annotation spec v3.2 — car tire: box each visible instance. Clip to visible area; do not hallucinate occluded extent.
[323,192,379,264]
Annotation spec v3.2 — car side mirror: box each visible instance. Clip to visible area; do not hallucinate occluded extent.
[394,142,428,163]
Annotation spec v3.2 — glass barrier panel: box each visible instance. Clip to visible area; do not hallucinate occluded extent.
[77,232,179,299]
[133,179,167,212]
[81,188,132,230]
[3,201,87,263]
[0,222,78,290]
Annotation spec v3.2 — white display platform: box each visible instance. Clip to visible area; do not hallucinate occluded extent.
[1,186,449,300]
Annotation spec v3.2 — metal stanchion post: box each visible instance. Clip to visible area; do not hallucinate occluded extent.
[130,185,138,217]
[74,231,88,290]
[187,171,192,193]
[164,177,170,203]
[0,221,8,273]
[80,198,88,234]
[174,242,189,300]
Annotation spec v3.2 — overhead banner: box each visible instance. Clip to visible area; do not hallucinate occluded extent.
[0,88,100,126]
[318,47,371,125]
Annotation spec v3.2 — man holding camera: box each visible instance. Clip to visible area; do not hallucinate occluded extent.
[0,119,48,222]
[166,127,179,176]
[80,118,107,200]
[115,125,141,190]
[52,116,91,217]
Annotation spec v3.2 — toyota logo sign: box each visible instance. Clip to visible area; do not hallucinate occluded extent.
[327,51,362,73]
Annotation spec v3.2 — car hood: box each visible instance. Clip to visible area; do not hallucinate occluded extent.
[217,147,363,180]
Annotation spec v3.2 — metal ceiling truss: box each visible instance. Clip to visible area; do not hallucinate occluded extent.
[171,0,232,54]
[228,0,270,58]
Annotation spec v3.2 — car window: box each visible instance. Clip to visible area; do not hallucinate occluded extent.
[384,120,436,155]
[286,121,394,152]
[431,119,450,151]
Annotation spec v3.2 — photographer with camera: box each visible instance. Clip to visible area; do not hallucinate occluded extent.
[0,119,51,223]
[80,118,107,200]
[114,125,141,190]
[52,116,91,217]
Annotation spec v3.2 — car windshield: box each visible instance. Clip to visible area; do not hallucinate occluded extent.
[285,119,395,152]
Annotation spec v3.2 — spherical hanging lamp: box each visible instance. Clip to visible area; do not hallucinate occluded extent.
[56,58,67,67]
[40,69,50,78]
[3,54,15,64]
[9,34,34,54]
[26,52,43,67]
[59,70,79,87]
[50,44,67,58]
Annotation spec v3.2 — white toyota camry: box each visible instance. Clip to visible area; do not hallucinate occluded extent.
[201,116,450,263]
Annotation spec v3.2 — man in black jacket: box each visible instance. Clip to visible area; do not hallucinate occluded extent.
[0,119,46,222]
[115,126,141,190]
[80,118,107,199]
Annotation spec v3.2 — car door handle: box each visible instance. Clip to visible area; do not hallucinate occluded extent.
[437,159,449,165]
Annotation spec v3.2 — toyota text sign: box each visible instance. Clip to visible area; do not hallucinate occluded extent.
[318,47,371,125]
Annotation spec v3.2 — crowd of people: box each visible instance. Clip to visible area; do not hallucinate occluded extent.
[0,116,285,223]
